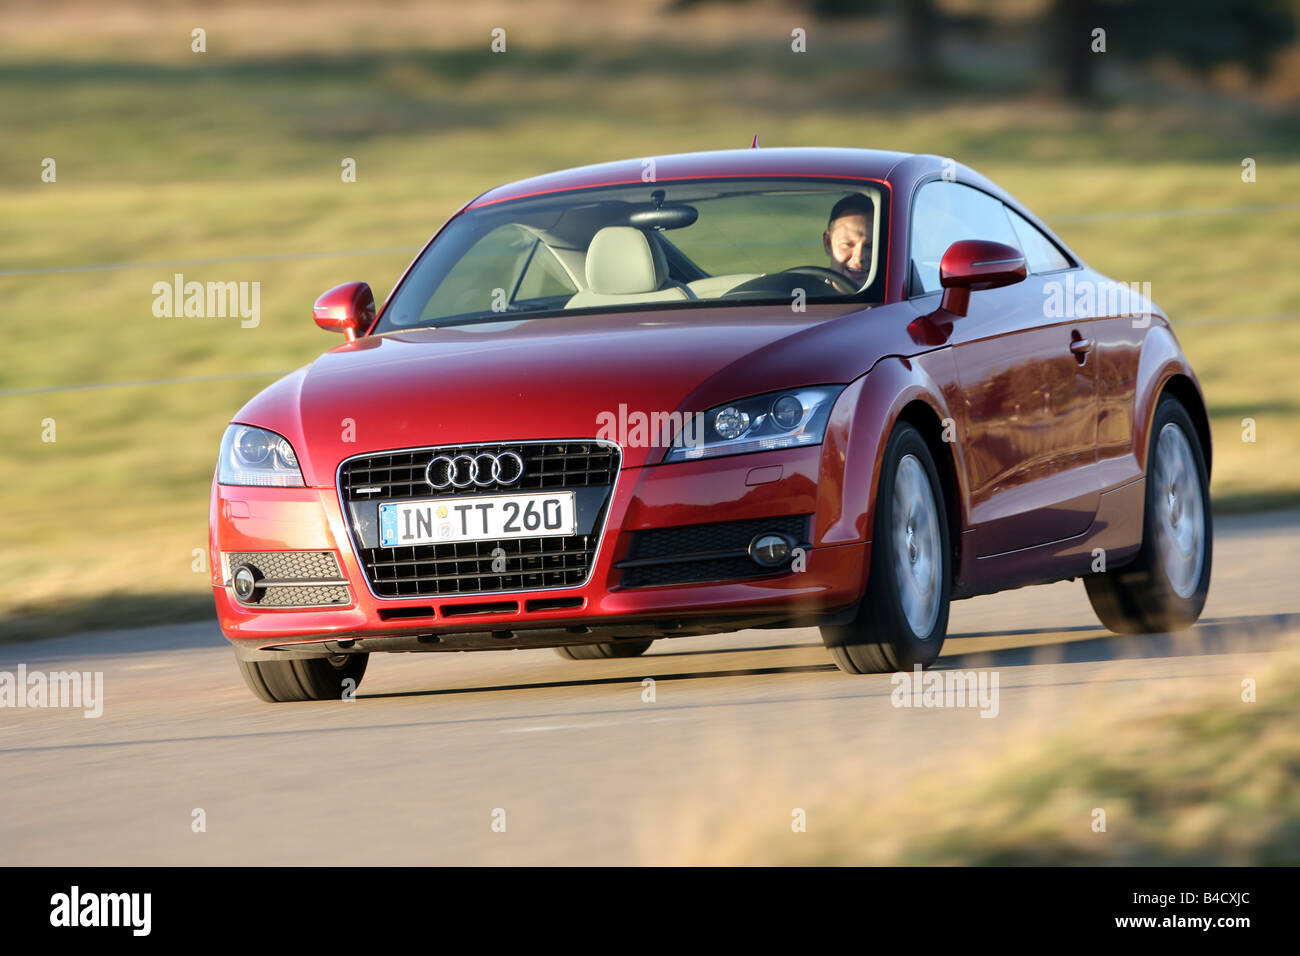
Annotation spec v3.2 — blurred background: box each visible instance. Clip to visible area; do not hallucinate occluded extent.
[2,0,1298,640]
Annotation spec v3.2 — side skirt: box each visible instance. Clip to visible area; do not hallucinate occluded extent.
[952,477,1145,599]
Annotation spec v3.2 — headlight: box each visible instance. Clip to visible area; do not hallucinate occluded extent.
[664,385,845,462]
[218,425,305,486]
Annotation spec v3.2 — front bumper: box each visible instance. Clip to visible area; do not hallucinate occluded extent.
[209,443,868,655]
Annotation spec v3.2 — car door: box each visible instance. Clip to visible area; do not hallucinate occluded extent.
[909,181,1100,556]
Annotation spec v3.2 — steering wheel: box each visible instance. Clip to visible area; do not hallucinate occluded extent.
[779,266,860,295]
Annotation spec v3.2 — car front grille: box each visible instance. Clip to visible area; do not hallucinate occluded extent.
[360,534,594,598]
[618,514,811,588]
[340,441,620,598]
[340,441,618,500]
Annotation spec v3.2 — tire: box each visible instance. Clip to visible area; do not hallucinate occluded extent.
[237,652,369,702]
[554,640,654,660]
[821,422,951,673]
[1085,394,1212,634]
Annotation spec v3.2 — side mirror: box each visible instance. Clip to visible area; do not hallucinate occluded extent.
[938,240,1026,317]
[313,282,375,341]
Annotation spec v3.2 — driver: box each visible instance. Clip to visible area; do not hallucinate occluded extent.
[822,194,875,289]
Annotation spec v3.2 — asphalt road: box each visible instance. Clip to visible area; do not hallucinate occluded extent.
[2,510,1298,865]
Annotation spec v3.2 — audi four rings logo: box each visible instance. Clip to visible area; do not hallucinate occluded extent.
[426,452,525,489]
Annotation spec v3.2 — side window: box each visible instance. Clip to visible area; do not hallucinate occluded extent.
[909,182,1019,295]
[1005,206,1072,274]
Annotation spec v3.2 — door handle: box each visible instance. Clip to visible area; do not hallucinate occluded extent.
[1069,331,1093,364]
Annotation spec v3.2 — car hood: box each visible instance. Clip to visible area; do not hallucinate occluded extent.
[235,302,920,485]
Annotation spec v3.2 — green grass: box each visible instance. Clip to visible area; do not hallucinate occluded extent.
[2,2,1298,638]
[686,643,1300,865]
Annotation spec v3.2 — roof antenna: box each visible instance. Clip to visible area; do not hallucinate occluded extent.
[750,134,760,148]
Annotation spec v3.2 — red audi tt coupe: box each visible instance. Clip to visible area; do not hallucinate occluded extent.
[209,147,1212,702]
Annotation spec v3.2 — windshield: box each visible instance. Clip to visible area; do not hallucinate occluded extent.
[377,178,889,331]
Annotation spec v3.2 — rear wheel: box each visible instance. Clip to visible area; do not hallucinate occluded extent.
[554,640,654,660]
[822,422,951,674]
[1085,395,1211,634]
[237,653,369,702]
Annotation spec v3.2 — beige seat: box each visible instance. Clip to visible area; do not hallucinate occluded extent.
[565,226,694,309]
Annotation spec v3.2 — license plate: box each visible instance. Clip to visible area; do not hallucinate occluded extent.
[378,491,577,547]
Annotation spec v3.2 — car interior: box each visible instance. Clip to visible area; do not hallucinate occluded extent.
[381,183,886,329]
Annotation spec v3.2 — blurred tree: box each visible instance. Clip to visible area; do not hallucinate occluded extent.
[809,0,885,16]
[1053,0,1099,100]
[1054,0,1298,100]
[1108,0,1297,78]
[812,0,940,86]
[670,0,943,85]
[900,0,940,85]
[803,0,942,84]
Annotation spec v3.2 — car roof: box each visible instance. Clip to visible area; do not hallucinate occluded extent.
[468,147,919,208]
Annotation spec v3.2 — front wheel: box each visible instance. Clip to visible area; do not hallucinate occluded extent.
[822,422,951,673]
[237,653,369,702]
[1085,395,1211,634]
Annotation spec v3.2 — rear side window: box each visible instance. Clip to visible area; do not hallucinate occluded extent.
[419,224,535,320]
[514,241,577,300]
[909,182,1019,295]
[417,225,575,322]
[1005,206,1072,274]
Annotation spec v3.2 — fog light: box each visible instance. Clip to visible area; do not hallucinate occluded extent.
[232,565,258,601]
[749,533,793,568]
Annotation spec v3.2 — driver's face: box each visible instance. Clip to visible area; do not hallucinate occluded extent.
[823,214,872,286]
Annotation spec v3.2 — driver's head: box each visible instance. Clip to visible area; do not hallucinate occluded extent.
[822,194,875,287]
